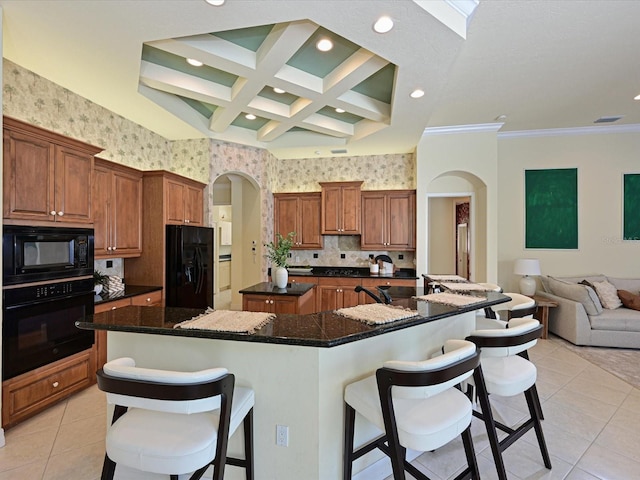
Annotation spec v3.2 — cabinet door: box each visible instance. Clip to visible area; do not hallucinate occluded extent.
[165,179,186,224]
[274,195,299,243]
[92,166,112,256]
[243,295,275,313]
[342,287,361,308]
[298,194,323,249]
[185,185,203,225]
[3,129,55,221]
[273,295,300,314]
[321,186,341,234]
[317,285,341,312]
[388,192,415,250]
[360,192,387,249]
[341,185,361,234]
[130,290,163,307]
[54,145,93,223]
[112,170,143,256]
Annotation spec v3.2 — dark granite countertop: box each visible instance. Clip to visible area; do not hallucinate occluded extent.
[94,285,162,306]
[271,266,418,280]
[239,282,315,296]
[77,291,510,348]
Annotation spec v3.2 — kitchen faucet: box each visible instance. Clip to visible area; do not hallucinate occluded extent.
[354,285,392,304]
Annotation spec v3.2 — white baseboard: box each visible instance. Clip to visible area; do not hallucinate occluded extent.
[353,449,420,480]
[0,428,5,447]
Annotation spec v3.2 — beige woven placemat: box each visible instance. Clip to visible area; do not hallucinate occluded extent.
[174,308,274,334]
[440,282,494,292]
[424,274,468,283]
[413,292,486,307]
[335,303,419,325]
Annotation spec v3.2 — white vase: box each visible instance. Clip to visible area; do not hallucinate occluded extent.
[274,266,288,288]
[94,284,103,295]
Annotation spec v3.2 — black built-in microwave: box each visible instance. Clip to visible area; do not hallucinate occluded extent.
[3,225,94,285]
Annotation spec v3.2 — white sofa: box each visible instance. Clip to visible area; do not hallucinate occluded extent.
[537,274,640,349]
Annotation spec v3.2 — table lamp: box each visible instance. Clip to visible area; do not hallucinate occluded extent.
[514,258,541,296]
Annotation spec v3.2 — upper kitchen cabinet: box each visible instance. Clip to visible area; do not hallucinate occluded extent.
[319,181,363,235]
[361,190,416,251]
[165,176,204,226]
[3,117,102,224]
[93,158,143,258]
[274,192,323,249]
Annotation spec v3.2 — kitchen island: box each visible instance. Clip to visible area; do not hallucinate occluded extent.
[77,291,508,480]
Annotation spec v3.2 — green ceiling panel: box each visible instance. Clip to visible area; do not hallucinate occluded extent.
[142,44,238,86]
[212,24,275,52]
[352,63,396,104]
[257,86,298,105]
[231,114,270,130]
[287,27,361,77]
[316,106,362,124]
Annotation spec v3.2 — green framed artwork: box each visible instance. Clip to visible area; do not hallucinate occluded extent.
[623,173,640,241]
[525,168,578,249]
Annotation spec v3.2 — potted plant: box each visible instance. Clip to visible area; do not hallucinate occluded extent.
[94,270,108,295]
[265,232,295,288]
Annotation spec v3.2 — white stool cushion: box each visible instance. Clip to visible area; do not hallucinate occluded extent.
[345,375,472,452]
[107,386,254,475]
[480,355,536,397]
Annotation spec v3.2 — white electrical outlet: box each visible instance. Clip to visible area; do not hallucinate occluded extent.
[276,424,289,447]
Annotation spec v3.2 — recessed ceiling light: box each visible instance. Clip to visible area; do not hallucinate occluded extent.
[635,94,640,101]
[186,58,203,67]
[373,16,394,33]
[204,0,225,6]
[245,113,256,120]
[335,108,345,113]
[410,89,425,99]
[273,87,285,94]
[316,38,333,52]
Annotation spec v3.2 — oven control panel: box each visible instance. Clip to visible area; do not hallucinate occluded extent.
[3,278,93,307]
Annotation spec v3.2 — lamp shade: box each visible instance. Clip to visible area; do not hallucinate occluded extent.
[514,258,541,276]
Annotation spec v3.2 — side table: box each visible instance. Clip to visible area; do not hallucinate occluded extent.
[529,294,558,339]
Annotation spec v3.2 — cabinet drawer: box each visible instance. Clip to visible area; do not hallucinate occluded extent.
[94,297,131,313]
[2,349,94,428]
[317,277,361,287]
[361,278,417,288]
[131,290,162,306]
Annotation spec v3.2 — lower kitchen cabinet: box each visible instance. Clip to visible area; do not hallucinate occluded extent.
[242,288,315,314]
[94,290,163,371]
[1,349,95,429]
[317,277,361,311]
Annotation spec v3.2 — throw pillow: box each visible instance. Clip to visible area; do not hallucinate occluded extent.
[592,280,623,309]
[547,276,603,315]
[617,290,640,311]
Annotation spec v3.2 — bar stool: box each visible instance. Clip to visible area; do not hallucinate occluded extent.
[96,357,254,480]
[478,292,537,330]
[466,319,551,480]
[343,340,481,480]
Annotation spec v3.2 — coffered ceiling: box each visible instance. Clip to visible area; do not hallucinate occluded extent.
[1,0,639,159]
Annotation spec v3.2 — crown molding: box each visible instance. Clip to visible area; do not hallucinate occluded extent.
[498,123,640,138]
[422,123,504,136]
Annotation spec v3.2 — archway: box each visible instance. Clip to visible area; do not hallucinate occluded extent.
[211,172,262,310]
[426,171,488,282]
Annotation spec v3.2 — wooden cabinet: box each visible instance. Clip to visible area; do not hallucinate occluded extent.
[243,289,315,314]
[274,193,323,249]
[124,171,206,290]
[165,176,204,226]
[317,277,362,312]
[94,290,163,370]
[3,117,102,224]
[320,181,363,235]
[2,349,95,429]
[361,190,416,251]
[93,158,143,258]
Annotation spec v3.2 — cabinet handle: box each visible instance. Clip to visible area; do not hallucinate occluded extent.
[185,219,190,223]
[57,211,64,216]
[111,306,117,310]
[52,381,59,388]
[146,297,151,302]
[107,246,112,251]
[50,210,57,216]
[112,246,117,251]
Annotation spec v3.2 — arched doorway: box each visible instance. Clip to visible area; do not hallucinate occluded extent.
[211,172,262,310]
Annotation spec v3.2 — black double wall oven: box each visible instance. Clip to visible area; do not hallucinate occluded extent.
[2,225,95,380]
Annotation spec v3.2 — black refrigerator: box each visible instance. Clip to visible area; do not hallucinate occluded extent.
[165,225,214,309]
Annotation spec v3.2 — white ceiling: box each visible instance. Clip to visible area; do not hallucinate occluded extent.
[1,0,639,160]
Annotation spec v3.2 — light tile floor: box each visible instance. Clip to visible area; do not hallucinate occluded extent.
[1,337,639,479]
